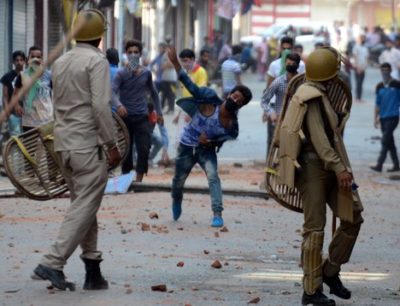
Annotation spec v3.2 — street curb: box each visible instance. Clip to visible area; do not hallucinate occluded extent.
[0,183,270,200]
[129,182,270,200]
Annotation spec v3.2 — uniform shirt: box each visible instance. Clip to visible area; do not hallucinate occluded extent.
[181,64,208,98]
[221,57,241,94]
[261,74,289,115]
[15,69,53,127]
[267,58,305,78]
[51,43,115,152]
[112,67,161,116]
[303,101,346,175]
[180,106,228,147]
[375,79,400,119]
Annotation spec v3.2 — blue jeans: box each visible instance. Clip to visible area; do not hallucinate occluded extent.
[171,143,223,213]
[149,133,163,160]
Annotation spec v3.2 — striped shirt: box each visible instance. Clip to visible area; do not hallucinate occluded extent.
[261,74,289,115]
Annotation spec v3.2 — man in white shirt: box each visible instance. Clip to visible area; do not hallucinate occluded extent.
[352,35,369,102]
[379,39,400,79]
[221,45,242,98]
[266,36,305,87]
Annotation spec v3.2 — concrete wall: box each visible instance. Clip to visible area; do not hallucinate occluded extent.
[310,0,348,24]
[350,1,400,31]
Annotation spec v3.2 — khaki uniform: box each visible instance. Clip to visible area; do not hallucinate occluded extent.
[279,82,363,295]
[40,43,115,270]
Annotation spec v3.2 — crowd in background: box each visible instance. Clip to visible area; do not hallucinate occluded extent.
[1,23,399,177]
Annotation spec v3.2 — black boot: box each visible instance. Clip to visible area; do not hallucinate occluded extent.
[32,264,76,291]
[82,258,108,290]
[323,273,351,299]
[302,289,336,306]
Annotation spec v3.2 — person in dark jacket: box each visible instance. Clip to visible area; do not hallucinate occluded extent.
[167,46,252,227]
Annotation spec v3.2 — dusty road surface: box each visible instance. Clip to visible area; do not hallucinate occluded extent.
[1,162,399,306]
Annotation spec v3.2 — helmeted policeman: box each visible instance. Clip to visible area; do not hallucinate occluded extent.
[32,9,121,291]
[278,48,364,306]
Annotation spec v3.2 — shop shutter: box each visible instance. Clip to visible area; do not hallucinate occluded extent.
[13,0,27,53]
[0,0,8,74]
[48,1,62,52]
[26,0,35,49]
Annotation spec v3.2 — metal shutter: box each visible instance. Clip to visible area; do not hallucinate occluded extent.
[26,0,35,48]
[0,0,8,74]
[48,1,62,52]
[13,0,27,53]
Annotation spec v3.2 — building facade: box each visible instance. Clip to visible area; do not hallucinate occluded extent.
[0,0,65,75]
[250,0,311,35]
[0,0,234,75]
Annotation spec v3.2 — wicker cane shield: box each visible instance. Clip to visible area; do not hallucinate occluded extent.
[2,113,130,201]
[265,73,352,213]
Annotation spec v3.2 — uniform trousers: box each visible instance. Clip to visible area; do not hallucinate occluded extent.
[40,147,108,270]
[296,158,363,295]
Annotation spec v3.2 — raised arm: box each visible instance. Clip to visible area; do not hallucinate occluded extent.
[167,46,202,98]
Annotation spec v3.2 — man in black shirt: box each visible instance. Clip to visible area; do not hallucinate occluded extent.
[0,50,26,139]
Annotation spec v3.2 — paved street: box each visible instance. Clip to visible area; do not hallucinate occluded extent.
[1,68,399,306]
